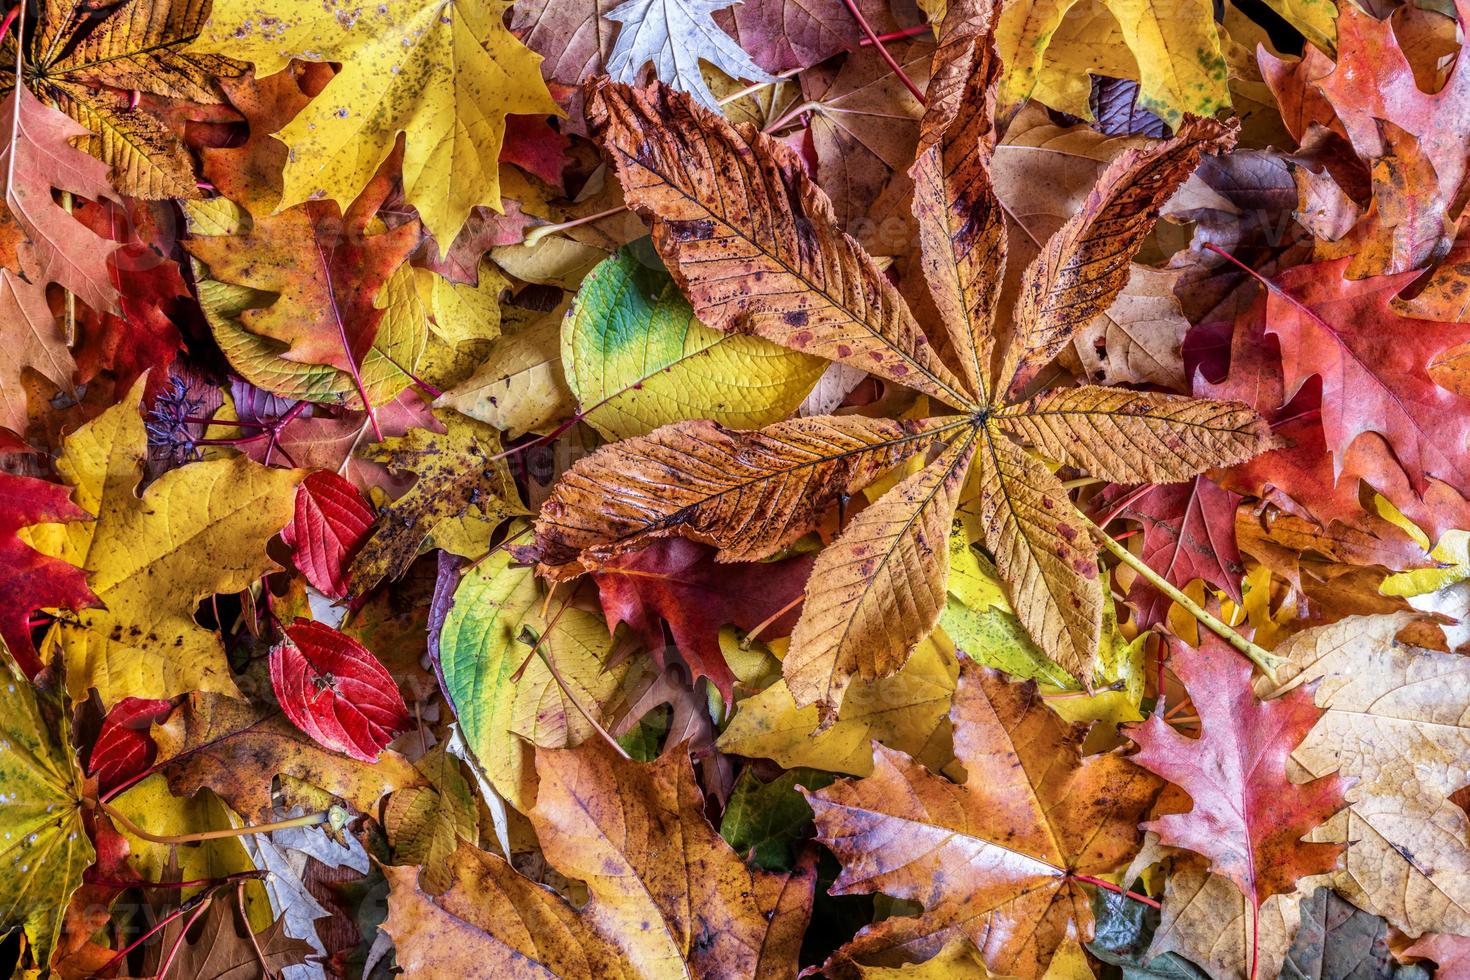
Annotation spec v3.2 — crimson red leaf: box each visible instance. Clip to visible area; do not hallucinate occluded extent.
[268,618,410,762]
[0,473,97,676]
[592,538,814,699]
[1125,637,1346,976]
[87,697,173,794]
[282,471,376,599]
[1098,477,1244,629]
[1259,258,1470,498]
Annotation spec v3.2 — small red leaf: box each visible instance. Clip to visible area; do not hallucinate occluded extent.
[87,697,173,794]
[282,471,376,599]
[0,473,98,676]
[592,538,813,700]
[269,618,410,762]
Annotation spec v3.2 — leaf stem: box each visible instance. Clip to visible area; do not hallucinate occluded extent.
[1083,514,1283,681]
[0,6,19,46]
[102,801,335,844]
[96,895,202,976]
[522,204,628,247]
[838,0,927,104]
[1072,872,1162,909]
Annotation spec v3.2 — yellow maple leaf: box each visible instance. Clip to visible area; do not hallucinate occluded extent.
[188,0,560,253]
[29,381,303,706]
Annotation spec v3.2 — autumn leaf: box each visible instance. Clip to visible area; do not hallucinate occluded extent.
[386,740,816,978]
[1097,477,1246,629]
[10,0,243,199]
[86,696,172,796]
[156,895,310,980]
[1256,612,1470,939]
[605,0,778,111]
[27,381,303,706]
[541,76,1273,707]
[384,744,479,893]
[0,84,121,316]
[593,538,813,699]
[0,473,95,677]
[190,0,562,253]
[587,79,976,409]
[0,270,71,435]
[1125,637,1346,977]
[0,653,93,970]
[431,545,626,812]
[809,658,1161,977]
[281,471,376,600]
[349,410,525,594]
[529,414,963,578]
[563,243,825,439]
[183,171,421,422]
[151,691,424,821]
[268,618,411,763]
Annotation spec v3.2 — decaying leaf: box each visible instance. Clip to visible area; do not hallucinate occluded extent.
[809,658,1161,977]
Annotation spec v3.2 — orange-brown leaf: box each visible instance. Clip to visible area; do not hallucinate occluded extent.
[785,431,977,717]
[911,27,1006,401]
[994,386,1280,483]
[528,414,966,579]
[809,659,1160,977]
[999,117,1235,398]
[974,427,1102,680]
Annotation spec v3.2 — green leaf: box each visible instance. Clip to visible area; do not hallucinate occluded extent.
[0,653,93,969]
[432,542,622,812]
[720,768,835,871]
[564,242,825,439]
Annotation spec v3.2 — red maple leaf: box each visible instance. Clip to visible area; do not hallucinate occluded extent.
[1126,637,1347,978]
[592,538,814,699]
[1099,477,1244,628]
[0,473,97,676]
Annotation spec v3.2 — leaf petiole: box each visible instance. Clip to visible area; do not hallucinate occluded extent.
[101,800,344,844]
[1082,511,1284,681]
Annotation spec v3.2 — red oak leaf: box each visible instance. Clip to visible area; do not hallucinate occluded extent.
[72,199,187,394]
[1259,258,1470,497]
[282,472,377,599]
[1126,637,1347,978]
[592,538,814,700]
[1199,286,1470,541]
[87,697,174,795]
[0,473,97,676]
[268,619,410,762]
[1099,477,1244,629]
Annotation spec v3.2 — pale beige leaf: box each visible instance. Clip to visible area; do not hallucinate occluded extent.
[1147,865,1303,980]
[1257,613,1470,938]
[587,80,977,409]
[974,428,1101,680]
[1071,264,1190,390]
[785,432,978,717]
[994,386,1278,483]
[528,414,967,578]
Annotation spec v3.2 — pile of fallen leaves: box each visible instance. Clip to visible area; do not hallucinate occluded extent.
[4,0,1470,975]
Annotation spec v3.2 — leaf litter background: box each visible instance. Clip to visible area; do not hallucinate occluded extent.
[1,0,1470,976]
